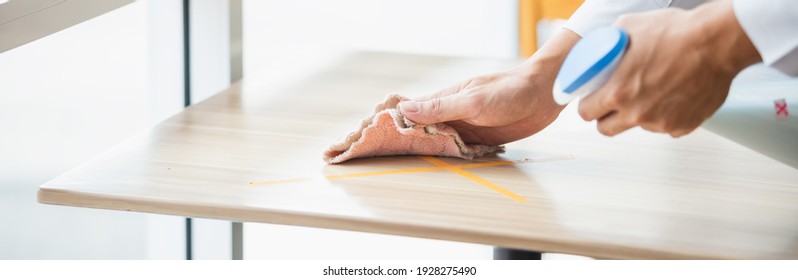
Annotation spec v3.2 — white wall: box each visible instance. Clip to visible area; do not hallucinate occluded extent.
[243,0,517,75]
[0,1,151,259]
[0,0,191,260]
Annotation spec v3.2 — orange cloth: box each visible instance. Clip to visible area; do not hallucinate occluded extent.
[323,94,502,164]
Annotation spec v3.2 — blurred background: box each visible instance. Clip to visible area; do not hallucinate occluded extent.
[0,0,576,259]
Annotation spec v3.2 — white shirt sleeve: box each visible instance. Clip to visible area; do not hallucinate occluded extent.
[564,0,670,37]
[564,0,707,37]
[733,0,798,76]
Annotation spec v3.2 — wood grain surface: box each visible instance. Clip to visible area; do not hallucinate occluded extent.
[39,51,798,259]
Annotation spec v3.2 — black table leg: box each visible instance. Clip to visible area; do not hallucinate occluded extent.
[493,247,543,260]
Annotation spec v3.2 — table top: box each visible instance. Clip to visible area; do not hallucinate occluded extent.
[39,51,798,259]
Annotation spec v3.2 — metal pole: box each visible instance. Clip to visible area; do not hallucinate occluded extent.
[182,0,193,261]
[229,0,244,261]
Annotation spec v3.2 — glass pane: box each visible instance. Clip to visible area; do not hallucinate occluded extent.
[0,1,150,259]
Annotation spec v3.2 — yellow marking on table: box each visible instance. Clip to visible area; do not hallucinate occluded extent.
[418,156,528,203]
[249,155,573,202]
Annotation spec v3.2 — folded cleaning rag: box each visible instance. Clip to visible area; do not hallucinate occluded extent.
[323,94,503,164]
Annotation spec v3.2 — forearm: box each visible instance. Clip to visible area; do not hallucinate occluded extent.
[516,29,581,77]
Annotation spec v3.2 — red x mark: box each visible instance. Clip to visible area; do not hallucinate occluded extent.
[775,98,789,119]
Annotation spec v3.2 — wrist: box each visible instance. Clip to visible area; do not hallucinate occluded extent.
[514,28,581,78]
[511,29,581,111]
[690,1,762,76]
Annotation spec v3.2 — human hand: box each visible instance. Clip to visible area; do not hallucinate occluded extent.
[398,69,562,145]
[398,30,582,145]
[578,1,761,137]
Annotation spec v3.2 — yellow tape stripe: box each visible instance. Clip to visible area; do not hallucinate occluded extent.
[249,161,514,186]
[418,156,527,202]
[249,155,570,189]
[249,160,514,186]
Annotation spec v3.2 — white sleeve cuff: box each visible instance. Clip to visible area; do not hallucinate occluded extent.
[564,0,670,37]
[733,0,798,76]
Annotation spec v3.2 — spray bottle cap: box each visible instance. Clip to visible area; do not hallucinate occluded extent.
[553,27,629,105]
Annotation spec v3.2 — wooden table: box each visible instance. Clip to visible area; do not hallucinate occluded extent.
[39,51,798,259]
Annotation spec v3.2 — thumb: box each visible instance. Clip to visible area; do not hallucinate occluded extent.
[398,94,474,125]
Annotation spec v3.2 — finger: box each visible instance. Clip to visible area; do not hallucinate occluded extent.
[412,78,474,102]
[398,93,476,125]
[578,85,619,122]
[595,111,636,136]
[578,26,635,122]
[639,123,662,133]
[668,122,698,138]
